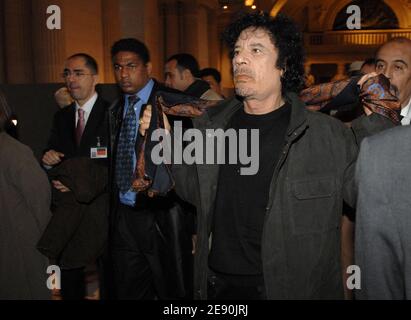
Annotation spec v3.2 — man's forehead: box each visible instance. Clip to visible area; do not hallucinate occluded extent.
[65,57,86,69]
[114,51,141,63]
[236,27,272,44]
[377,42,411,62]
[203,75,216,83]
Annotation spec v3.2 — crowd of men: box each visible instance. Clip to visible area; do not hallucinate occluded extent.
[1,11,411,300]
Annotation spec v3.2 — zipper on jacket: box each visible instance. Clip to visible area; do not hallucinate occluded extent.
[263,129,303,217]
[260,126,306,298]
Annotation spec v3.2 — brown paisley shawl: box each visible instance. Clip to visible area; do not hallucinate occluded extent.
[300,74,401,123]
[133,74,400,194]
[131,92,221,194]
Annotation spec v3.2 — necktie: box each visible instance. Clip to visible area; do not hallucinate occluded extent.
[116,95,140,193]
[75,108,85,146]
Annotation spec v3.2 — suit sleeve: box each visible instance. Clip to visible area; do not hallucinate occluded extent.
[343,113,397,208]
[45,112,63,152]
[354,137,404,299]
[351,113,396,145]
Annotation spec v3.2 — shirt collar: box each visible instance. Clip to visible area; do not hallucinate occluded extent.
[75,92,98,114]
[401,98,411,118]
[125,79,154,105]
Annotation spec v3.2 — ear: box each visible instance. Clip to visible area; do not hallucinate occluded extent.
[146,62,153,76]
[182,69,192,80]
[92,74,99,85]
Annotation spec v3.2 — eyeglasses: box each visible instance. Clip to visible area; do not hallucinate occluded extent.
[61,71,94,80]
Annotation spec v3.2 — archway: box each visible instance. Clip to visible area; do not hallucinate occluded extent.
[324,0,407,31]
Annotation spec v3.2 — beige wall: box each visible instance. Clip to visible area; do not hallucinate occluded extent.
[62,0,105,81]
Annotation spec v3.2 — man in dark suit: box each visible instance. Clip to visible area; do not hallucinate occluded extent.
[108,38,192,300]
[355,125,411,299]
[42,53,110,300]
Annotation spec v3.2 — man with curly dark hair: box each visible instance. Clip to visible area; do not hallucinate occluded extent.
[139,12,395,300]
[223,12,305,95]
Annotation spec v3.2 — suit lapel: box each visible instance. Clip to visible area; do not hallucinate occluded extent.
[67,103,77,148]
[148,80,160,105]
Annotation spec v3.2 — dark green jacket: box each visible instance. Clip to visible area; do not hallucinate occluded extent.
[173,92,394,299]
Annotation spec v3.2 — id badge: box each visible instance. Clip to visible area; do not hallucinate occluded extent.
[90,136,107,159]
[90,147,108,159]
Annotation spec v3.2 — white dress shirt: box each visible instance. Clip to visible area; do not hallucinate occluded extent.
[400,97,411,126]
[75,92,98,127]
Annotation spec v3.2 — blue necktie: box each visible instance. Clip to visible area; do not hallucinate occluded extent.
[116,95,140,193]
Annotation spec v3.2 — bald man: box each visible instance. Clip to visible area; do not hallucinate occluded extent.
[375,37,411,125]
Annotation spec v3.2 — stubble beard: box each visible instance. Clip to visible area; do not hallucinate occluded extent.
[235,84,256,98]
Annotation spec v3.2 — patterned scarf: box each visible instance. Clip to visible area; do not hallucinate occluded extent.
[300,74,401,123]
[132,74,401,195]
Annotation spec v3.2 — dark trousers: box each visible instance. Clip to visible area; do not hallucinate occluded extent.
[111,203,165,300]
[61,267,85,300]
[207,270,266,300]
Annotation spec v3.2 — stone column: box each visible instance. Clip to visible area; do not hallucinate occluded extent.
[143,0,162,78]
[102,0,121,83]
[118,0,162,79]
[331,62,347,81]
[196,5,209,69]
[163,0,181,59]
[3,0,34,83]
[181,2,199,58]
[0,0,5,83]
[207,7,220,70]
[31,0,66,83]
[304,62,315,87]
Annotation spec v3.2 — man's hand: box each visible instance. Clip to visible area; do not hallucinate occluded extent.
[52,180,71,193]
[357,72,378,88]
[138,105,171,137]
[357,72,378,116]
[42,150,64,166]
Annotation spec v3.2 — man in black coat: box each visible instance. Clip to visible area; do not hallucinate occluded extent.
[108,38,192,300]
[42,53,110,300]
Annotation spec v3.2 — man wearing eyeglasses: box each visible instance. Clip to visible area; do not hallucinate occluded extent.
[41,53,110,300]
[43,53,110,168]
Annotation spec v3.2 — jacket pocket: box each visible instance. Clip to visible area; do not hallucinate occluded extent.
[289,176,338,236]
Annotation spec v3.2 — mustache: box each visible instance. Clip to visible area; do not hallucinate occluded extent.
[390,83,399,96]
[233,68,255,78]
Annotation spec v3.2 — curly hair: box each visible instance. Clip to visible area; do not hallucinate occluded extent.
[223,12,305,94]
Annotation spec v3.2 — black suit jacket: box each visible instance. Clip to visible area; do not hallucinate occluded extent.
[46,95,110,165]
[108,79,194,299]
[43,96,111,271]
